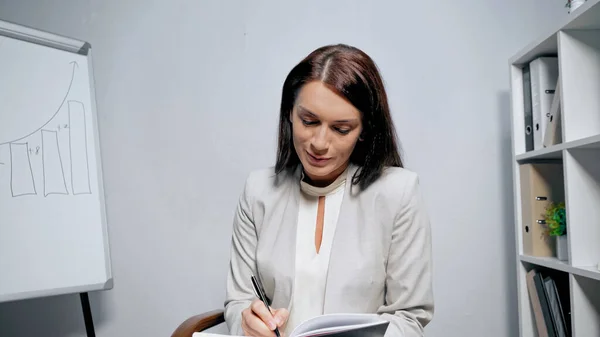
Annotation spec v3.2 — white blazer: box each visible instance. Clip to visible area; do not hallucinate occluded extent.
[224,164,434,337]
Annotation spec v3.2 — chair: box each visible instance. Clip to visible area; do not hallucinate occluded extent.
[171,309,225,337]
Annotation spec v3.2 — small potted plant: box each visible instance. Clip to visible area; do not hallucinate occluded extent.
[544,202,568,260]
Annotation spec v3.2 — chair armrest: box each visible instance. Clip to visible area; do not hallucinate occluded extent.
[171,309,225,337]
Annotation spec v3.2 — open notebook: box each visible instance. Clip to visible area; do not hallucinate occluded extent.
[193,313,390,337]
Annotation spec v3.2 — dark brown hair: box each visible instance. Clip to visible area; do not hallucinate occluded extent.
[275,43,403,190]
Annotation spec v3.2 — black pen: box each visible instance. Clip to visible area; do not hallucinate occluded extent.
[251,275,281,337]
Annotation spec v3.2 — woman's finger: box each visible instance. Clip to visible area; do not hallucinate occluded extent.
[242,308,261,336]
[250,300,278,330]
[242,309,262,337]
[272,308,289,328]
[273,308,290,327]
[243,306,275,337]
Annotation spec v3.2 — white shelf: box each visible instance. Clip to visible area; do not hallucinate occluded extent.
[509,1,600,336]
[515,133,600,162]
[573,266,600,282]
[520,255,570,272]
[520,255,600,281]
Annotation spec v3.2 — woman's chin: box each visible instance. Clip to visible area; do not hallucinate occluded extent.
[301,162,347,185]
[302,163,331,177]
[303,165,330,176]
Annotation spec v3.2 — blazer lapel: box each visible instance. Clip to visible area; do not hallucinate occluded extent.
[267,167,301,311]
[323,164,360,313]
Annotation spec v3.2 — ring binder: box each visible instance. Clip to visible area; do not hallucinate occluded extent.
[519,163,565,257]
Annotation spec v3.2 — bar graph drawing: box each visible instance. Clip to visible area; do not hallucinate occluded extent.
[1,61,93,198]
[69,101,91,195]
[42,130,68,196]
[9,143,37,197]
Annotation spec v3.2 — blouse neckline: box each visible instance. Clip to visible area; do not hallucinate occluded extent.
[299,168,347,197]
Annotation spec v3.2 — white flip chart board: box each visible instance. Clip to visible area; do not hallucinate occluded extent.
[0,20,112,303]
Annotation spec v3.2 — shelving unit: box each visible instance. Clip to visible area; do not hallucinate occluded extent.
[509,1,600,336]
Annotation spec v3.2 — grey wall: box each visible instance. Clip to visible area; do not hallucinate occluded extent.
[0,1,567,336]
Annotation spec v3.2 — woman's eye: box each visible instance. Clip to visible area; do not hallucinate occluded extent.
[302,119,318,126]
[335,127,351,135]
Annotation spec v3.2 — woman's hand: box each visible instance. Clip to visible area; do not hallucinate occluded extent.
[241,299,289,337]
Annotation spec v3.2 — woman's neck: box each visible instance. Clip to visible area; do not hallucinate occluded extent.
[302,163,348,187]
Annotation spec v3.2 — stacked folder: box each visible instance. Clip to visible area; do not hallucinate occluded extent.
[522,56,562,151]
[526,269,570,337]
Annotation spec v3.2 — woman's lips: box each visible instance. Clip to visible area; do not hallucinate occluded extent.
[306,151,331,167]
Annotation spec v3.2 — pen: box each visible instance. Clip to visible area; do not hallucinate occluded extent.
[251,275,281,337]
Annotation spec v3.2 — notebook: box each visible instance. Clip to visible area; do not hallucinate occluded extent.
[193,313,390,337]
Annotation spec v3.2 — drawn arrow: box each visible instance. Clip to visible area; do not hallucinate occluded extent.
[0,60,79,145]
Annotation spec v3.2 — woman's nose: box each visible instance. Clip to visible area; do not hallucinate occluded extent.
[311,126,329,153]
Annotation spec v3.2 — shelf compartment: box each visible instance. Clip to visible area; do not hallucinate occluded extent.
[558,29,600,142]
[571,275,600,336]
[519,261,572,337]
[510,55,561,157]
[564,148,600,268]
[509,0,600,65]
[516,262,538,337]
[518,162,566,259]
[510,33,558,67]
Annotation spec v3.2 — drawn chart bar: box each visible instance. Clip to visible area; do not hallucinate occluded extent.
[69,101,91,195]
[42,130,68,196]
[10,143,37,197]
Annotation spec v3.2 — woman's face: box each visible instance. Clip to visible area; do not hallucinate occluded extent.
[291,80,363,186]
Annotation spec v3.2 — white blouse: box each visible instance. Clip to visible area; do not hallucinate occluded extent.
[284,170,346,335]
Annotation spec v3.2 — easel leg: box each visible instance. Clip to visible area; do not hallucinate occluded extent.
[80,292,96,337]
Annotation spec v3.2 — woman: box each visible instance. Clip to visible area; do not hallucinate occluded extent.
[224,44,434,337]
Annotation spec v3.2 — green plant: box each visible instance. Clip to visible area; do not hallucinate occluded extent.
[544,202,567,236]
